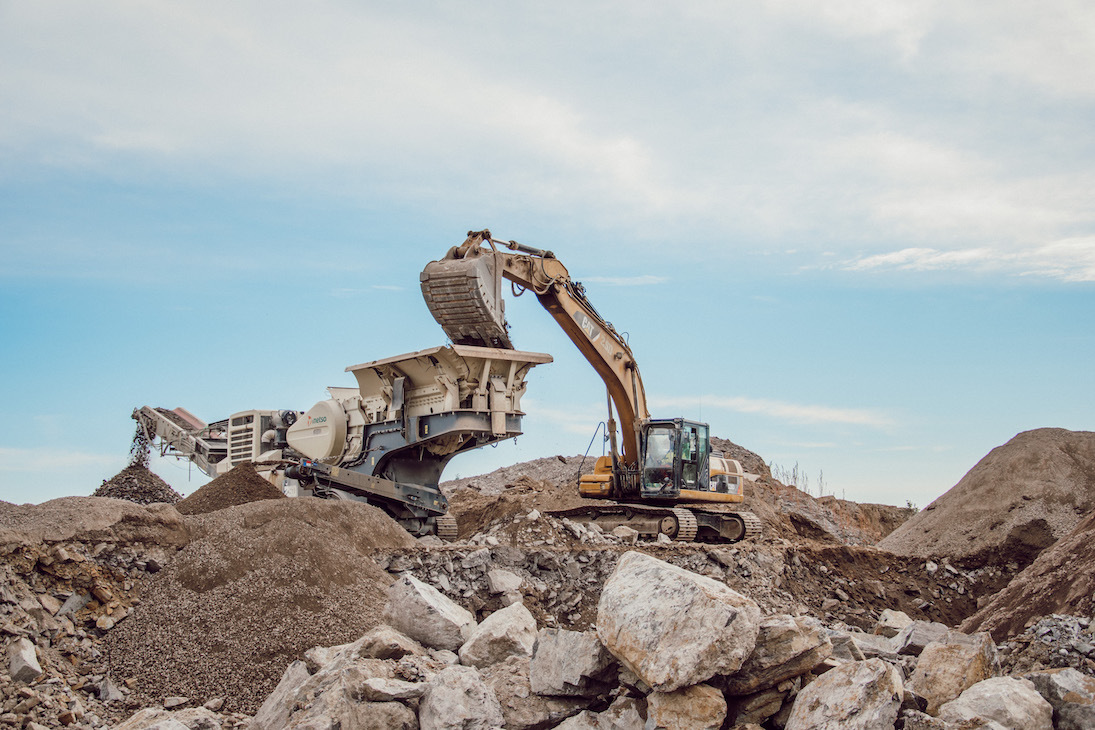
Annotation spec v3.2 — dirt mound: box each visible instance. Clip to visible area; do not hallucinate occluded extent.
[94,464,183,505]
[442,455,594,496]
[960,506,1095,640]
[175,462,286,515]
[103,498,416,713]
[879,428,1095,565]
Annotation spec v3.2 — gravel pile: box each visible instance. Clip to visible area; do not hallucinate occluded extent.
[92,464,182,505]
[175,462,285,515]
[102,498,416,713]
[998,614,1095,678]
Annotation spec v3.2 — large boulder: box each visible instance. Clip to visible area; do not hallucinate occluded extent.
[596,551,761,692]
[418,664,505,730]
[908,630,999,714]
[1024,668,1095,730]
[784,658,904,730]
[251,660,310,730]
[938,676,1053,730]
[894,620,950,656]
[723,614,832,695]
[384,573,476,652]
[529,628,617,697]
[458,601,538,668]
[646,683,726,730]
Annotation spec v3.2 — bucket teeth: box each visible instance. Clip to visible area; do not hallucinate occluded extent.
[421,255,513,349]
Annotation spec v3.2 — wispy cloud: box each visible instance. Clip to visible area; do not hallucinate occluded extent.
[841,238,1095,282]
[650,395,893,428]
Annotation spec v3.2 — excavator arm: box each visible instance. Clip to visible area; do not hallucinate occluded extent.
[421,230,650,468]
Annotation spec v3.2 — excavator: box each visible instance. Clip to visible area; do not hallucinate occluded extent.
[421,230,761,542]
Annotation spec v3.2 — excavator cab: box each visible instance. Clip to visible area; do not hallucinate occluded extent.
[639,419,710,499]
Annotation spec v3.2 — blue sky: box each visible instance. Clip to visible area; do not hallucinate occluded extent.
[2,2,1092,508]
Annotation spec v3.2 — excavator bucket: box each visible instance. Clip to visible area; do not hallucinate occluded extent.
[421,249,514,349]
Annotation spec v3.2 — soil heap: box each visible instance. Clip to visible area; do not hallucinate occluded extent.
[92,464,182,505]
[175,462,286,515]
[879,428,1095,565]
[102,498,416,713]
[962,506,1095,640]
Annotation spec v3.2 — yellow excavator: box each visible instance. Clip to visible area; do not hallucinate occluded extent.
[421,230,761,542]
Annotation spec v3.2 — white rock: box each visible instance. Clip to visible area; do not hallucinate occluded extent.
[361,677,427,701]
[6,637,42,683]
[723,614,832,695]
[419,664,505,730]
[459,601,538,668]
[385,573,477,651]
[250,660,310,730]
[530,628,616,697]
[611,526,639,544]
[596,551,761,692]
[784,658,904,730]
[1025,668,1095,730]
[908,630,998,714]
[938,676,1053,730]
[646,683,726,730]
[480,655,595,730]
[894,620,950,656]
[874,609,913,638]
[487,568,523,595]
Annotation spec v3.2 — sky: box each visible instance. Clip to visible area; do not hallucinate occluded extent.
[1,1,1093,509]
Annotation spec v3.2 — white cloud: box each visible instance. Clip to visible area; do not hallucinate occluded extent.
[842,238,1095,281]
[650,395,893,428]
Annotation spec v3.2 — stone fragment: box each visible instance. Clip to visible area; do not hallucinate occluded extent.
[203,698,225,711]
[611,526,639,544]
[938,676,1052,730]
[112,707,224,730]
[555,711,602,729]
[250,659,310,730]
[726,687,789,726]
[459,601,538,668]
[358,624,426,660]
[36,593,62,615]
[96,615,116,631]
[784,658,904,730]
[874,609,913,638]
[6,637,42,683]
[723,614,832,695]
[99,676,125,703]
[419,664,505,730]
[894,620,950,656]
[481,655,593,730]
[826,630,866,662]
[1024,668,1095,730]
[360,676,427,701]
[908,630,998,714]
[487,568,523,594]
[646,683,726,730]
[596,551,761,692]
[56,592,90,617]
[530,627,616,697]
[163,696,188,709]
[385,573,476,651]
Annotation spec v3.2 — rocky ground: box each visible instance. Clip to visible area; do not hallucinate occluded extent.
[2,429,1095,729]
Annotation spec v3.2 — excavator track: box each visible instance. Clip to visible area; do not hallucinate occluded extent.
[435,514,458,540]
[547,503,758,543]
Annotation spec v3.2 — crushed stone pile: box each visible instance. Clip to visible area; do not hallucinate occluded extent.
[175,462,285,515]
[962,506,1095,640]
[996,614,1095,677]
[93,465,182,505]
[880,428,1095,566]
[102,498,416,714]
